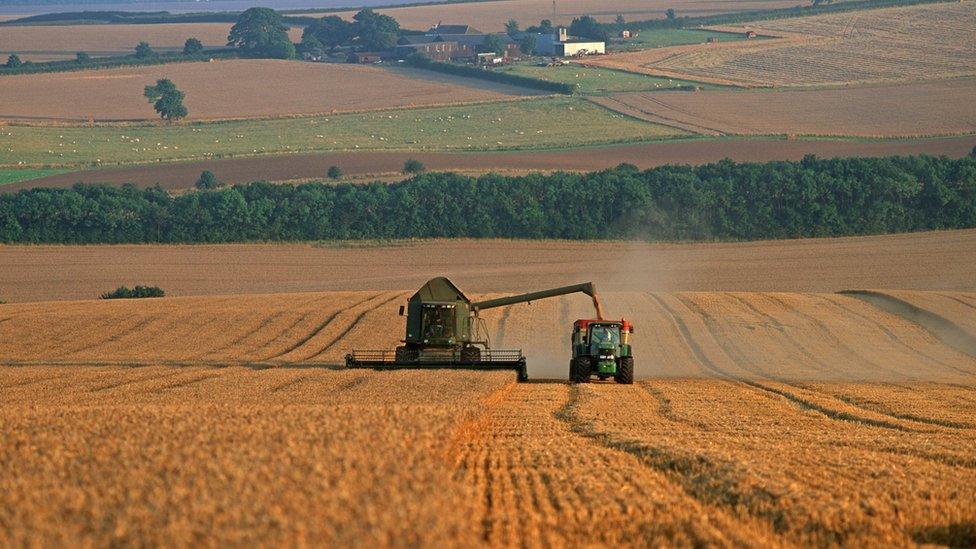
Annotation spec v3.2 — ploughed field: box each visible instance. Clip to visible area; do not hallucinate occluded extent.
[0,61,539,122]
[590,79,976,138]
[3,230,976,302]
[2,288,975,545]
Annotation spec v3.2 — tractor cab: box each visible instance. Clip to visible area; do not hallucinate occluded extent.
[570,319,634,384]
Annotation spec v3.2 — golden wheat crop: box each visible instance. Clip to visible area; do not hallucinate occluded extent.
[1,366,974,545]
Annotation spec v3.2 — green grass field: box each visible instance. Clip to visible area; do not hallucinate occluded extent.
[497,64,719,94]
[610,29,752,51]
[0,98,683,168]
[0,168,70,186]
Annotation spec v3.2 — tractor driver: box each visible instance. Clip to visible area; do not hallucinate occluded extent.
[423,306,454,339]
[590,325,619,346]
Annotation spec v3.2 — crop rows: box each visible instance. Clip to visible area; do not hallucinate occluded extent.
[592,78,976,137]
[652,2,976,86]
[2,364,973,545]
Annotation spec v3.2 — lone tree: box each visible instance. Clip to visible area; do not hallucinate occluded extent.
[4,54,22,68]
[569,16,609,42]
[144,79,188,121]
[519,34,537,56]
[183,37,204,55]
[483,34,507,57]
[665,8,677,20]
[227,7,295,59]
[505,19,520,37]
[327,166,342,180]
[403,158,425,174]
[352,9,400,51]
[302,15,353,51]
[75,51,90,62]
[195,170,222,189]
[135,41,155,58]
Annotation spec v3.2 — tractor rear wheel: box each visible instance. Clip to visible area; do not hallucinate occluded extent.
[615,356,634,384]
[573,357,591,383]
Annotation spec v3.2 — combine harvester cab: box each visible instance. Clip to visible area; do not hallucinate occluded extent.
[569,319,634,384]
[345,276,606,382]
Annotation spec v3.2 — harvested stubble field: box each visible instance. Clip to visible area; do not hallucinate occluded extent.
[590,79,976,137]
[315,0,818,32]
[2,230,975,303]
[0,97,678,168]
[1,288,975,545]
[589,2,976,87]
[0,61,537,122]
[0,23,301,62]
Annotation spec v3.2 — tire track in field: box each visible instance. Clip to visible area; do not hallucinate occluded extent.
[638,382,710,429]
[726,294,833,375]
[645,293,737,379]
[824,391,974,429]
[818,295,965,376]
[0,373,63,391]
[761,294,905,379]
[55,315,159,357]
[554,384,786,542]
[842,290,976,363]
[939,293,976,311]
[672,294,768,378]
[88,368,187,392]
[667,294,924,432]
[261,292,383,361]
[202,294,331,359]
[149,372,221,393]
[740,380,916,432]
[301,293,404,362]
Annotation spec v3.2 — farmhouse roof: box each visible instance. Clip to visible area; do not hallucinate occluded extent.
[426,23,483,35]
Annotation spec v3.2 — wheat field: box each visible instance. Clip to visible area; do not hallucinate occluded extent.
[2,286,975,545]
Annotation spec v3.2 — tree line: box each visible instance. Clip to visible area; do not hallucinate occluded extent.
[1,154,973,243]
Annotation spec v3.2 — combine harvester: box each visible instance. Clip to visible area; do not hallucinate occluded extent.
[345,277,634,383]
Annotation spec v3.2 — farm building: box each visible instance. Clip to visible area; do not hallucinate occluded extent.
[400,26,521,61]
[425,23,483,35]
[528,27,605,57]
[349,51,386,63]
[395,38,474,61]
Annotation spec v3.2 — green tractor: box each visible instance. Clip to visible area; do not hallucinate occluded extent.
[569,319,634,384]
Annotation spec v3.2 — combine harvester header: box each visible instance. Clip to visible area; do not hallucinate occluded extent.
[345,277,605,381]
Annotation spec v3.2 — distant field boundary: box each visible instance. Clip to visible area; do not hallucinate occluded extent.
[0,49,237,76]
[626,0,955,31]
[405,56,575,94]
[2,154,974,244]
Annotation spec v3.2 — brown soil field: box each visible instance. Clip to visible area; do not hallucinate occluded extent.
[1,229,974,303]
[0,61,535,122]
[12,134,976,191]
[0,23,302,62]
[315,0,818,32]
[1,367,972,546]
[588,2,976,87]
[591,79,976,137]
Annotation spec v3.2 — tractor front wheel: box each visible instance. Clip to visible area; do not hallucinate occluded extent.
[572,357,591,383]
[615,356,634,384]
